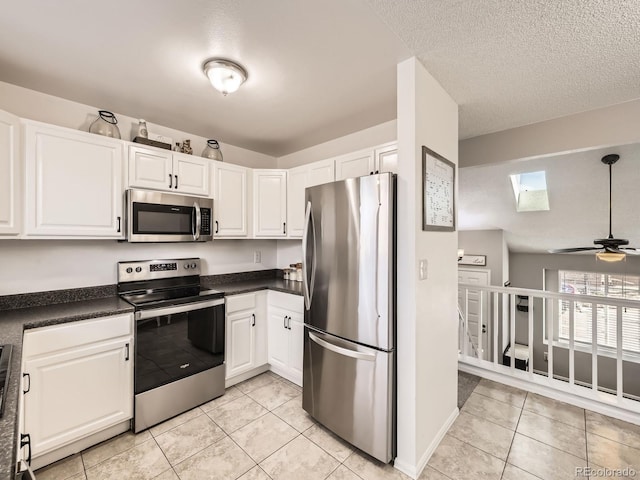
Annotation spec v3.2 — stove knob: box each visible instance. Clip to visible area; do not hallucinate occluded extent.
[126,267,133,274]
[184,263,190,269]
[191,262,197,269]
[135,267,142,273]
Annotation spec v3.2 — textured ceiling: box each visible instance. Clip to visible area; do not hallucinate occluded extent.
[0,1,638,156]
[459,142,640,253]
[0,0,409,156]
[365,0,640,139]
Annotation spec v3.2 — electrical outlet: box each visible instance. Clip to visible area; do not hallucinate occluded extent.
[253,251,261,263]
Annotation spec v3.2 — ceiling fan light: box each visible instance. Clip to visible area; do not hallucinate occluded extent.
[203,59,247,96]
[595,251,626,262]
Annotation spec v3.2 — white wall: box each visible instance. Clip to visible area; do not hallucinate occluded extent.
[0,239,277,295]
[277,119,396,169]
[395,58,458,478]
[276,240,302,269]
[0,81,277,169]
[458,229,508,286]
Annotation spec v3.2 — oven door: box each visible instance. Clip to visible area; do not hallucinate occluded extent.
[134,298,225,395]
[126,189,213,242]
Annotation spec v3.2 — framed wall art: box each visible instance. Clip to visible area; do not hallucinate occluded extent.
[422,146,455,231]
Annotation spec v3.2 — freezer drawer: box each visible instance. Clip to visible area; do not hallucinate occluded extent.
[302,326,395,463]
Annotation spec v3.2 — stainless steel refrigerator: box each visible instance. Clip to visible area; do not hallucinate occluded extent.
[302,172,396,463]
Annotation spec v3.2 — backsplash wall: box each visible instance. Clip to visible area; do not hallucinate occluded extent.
[0,240,277,295]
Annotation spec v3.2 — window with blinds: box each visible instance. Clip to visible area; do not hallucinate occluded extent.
[558,270,640,354]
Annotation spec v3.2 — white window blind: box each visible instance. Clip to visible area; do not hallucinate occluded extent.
[558,270,640,353]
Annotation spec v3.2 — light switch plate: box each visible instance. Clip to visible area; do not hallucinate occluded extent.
[419,259,428,280]
[254,251,261,263]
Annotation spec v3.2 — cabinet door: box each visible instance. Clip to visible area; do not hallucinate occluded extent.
[173,153,210,196]
[267,308,289,371]
[287,311,304,386]
[334,149,374,180]
[375,143,398,174]
[0,109,21,235]
[23,338,132,457]
[226,310,256,378]
[254,170,287,237]
[24,123,124,237]
[128,145,173,191]
[213,162,248,236]
[286,166,308,238]
[254,292,269,367]
[308,159,335,187]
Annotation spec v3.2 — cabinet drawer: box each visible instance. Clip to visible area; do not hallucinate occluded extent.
[226,293,257,313]
[23,314,133,357]
[268,291,303,312]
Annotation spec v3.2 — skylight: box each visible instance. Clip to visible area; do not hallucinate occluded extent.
[510,170,549,212]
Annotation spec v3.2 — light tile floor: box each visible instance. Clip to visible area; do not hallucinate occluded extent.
[35,372,640,480]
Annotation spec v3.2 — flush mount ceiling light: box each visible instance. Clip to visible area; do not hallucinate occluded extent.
[203,59,247,96]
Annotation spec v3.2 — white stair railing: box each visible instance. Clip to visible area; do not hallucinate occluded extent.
[458,283,640,417]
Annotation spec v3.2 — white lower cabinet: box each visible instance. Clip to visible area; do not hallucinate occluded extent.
[267,292,304,386]
[19,314,133,463]
[225,292,268,381]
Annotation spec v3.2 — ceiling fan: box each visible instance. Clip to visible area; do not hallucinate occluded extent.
[549,154,639,262]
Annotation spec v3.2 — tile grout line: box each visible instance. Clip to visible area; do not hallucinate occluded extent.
[459,404,521,432]
[499,390,526,480]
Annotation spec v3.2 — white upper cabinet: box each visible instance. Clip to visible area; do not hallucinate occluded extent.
[286,158,335,238]
[334,148,375,180]
[286,166,308,238]
[308,158,335,187]
[254,170,287,237]
[334,143,397,180]
[0,109,21,236]
[172,152,209,196]
[127,146,172,191]
[127,145,209,196]
[24,122,124,238]
[212,161,249,237]
[374,142,398,174]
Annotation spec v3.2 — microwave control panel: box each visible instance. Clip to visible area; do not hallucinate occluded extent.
[201,208,212,235]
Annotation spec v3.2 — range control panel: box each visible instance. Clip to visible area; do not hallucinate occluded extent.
[118,258,201,282]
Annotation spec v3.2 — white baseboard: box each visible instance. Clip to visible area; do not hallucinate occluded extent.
[459,361,640,427]
[394,407,459,479]
[225,364,270,388]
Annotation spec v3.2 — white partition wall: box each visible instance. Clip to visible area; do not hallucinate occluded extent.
[395,57,459,478]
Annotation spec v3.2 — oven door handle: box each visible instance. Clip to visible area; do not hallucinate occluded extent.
[135,298,224,320]
[193,202,201,241]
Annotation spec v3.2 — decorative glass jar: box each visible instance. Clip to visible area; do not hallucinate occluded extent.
[89,110,121,139]
[201,139,223,161]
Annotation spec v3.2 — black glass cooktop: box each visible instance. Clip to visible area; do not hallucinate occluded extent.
[120,286,223,310]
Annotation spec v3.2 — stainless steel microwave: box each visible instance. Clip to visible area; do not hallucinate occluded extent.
[125,189,213,242]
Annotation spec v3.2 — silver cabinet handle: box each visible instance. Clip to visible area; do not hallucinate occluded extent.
[136,298,224,320]
[308,332,375,361]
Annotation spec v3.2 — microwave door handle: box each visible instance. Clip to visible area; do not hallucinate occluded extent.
[193,202,201,241]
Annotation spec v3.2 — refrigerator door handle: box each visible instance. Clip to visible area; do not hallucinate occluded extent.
[302,201,313,309]
[308,331,376,362]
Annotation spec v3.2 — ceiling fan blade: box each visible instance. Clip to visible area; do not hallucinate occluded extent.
[548,247,599,253]
[620,248,640,255]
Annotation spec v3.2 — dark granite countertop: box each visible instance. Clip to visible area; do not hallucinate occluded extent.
[0,270,301,479]
[203,278,303,297]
